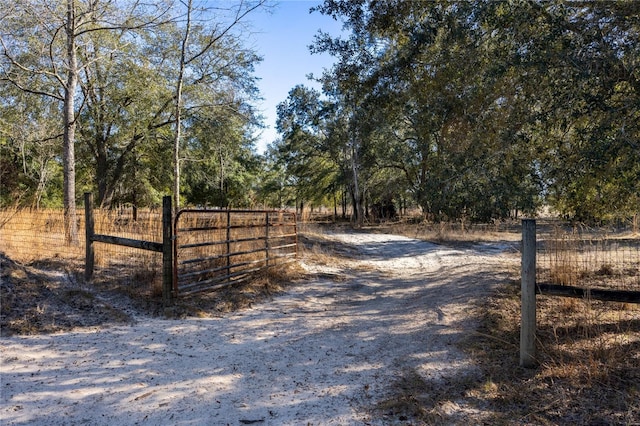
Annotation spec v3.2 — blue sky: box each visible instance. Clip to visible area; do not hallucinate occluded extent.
[249,1,344,154]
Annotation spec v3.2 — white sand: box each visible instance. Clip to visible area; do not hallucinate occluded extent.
[1,232,517,425]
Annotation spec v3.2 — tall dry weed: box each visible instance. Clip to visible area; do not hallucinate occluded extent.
[0,207,163,296]
[540,225,640,293]
[468,280,640,425]
[0,209,80,263]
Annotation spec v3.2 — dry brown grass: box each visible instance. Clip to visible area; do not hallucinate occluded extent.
[387,220,523,245]
[161,261,308,318]
[0,207,162,266]
[298,229,358,262]
[373,366,486,425]
[361,220,640,424]
[539,226,640,292]
[0,209,84,263]
[0,246,308,331]
[0,253,134,336]
[466,281,640,425]
[3,215,639,424]
[545,234,581,286]
[0,207,303,324]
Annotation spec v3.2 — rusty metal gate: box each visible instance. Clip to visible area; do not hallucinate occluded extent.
[173,209,297,296]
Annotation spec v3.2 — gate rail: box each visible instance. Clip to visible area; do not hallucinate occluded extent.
[519,219,640,367]
[174,209,297,296]
[85,193,298,302]
[84,193,174,306]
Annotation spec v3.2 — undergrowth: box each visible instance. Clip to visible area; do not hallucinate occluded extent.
[2,220,638,424]
[0,252,307,332]
[467,280,640,425]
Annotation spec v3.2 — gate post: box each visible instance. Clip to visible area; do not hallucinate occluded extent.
[265,211,270,267]
[162,196,174,306]
[84,192,95,282]
[520,219,537,367]
[226,209,232,281]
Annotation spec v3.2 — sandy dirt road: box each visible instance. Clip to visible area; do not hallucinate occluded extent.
[1,232,517,425]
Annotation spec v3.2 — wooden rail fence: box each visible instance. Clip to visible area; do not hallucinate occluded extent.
[84,193,298,304]
[84,193,174,305]
[519,219,640,367]
[173,209,298,296]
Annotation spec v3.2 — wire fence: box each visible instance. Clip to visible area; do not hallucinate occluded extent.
[0,208,85,264]
[537,224,640,294]
[0,207,163,295]
[1,204,298,300]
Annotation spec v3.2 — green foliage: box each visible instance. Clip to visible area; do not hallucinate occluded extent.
[298,0,639,223]
[1,0,264,210]
[3,0,638,221]
[273,85,343,211]
[0,88,63,208]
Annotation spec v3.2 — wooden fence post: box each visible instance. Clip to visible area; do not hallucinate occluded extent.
[265,211,270,267]
[226,209,232,281]
[520,219,537,367]
[162,196,174,306]
[84,192,95,282]
[294,212,298,258]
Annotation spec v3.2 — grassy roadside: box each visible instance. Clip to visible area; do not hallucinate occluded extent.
[2,221,639,424]
[368,221,640,425]
[466,280,639,425]
[366,271,639,426]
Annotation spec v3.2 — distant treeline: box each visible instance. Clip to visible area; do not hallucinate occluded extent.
[1,1,638,226]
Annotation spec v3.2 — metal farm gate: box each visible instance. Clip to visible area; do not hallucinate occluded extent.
[173,209,297,295]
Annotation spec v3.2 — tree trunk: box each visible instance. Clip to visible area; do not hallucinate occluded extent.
[96,135,110,207]
[173,0,193,214]
[63,0,79,244]
[173,110,182,213]
[342,190,347,219]
[350,138,363,227]
[33,159,52,210]
[219,147,225,205]
[173,90,183,214]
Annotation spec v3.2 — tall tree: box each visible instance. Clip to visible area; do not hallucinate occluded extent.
[311,0,638,223]
[77,23,175,207]
[1,0,170,241]
[170,0,265,212]
[2,0,265,217]
[275,85,341,214]
[0,85,62,208]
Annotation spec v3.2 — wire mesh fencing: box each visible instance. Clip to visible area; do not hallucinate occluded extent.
[0,206,163,296]
[90,206,164,296]
[174,209,297,295]
[0,208,85,264]
[1,204,298,300]
[537,224,640,296]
